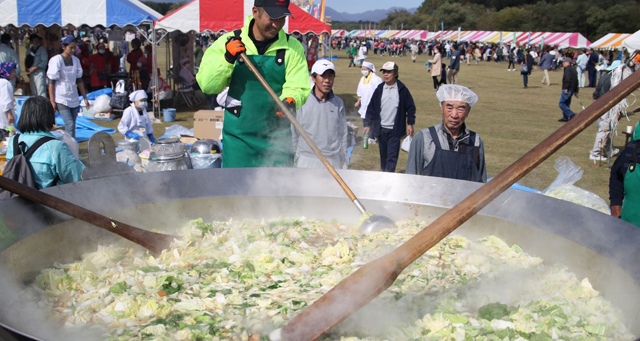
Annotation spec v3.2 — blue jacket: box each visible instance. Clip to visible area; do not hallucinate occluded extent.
[365,79,416,139]
[450,50,461,70]
[6,131,85,189]
[539,53,554,70]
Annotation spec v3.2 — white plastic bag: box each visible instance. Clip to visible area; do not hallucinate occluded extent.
[93,94,112,113]
[51,130,79,160]
[542,157,609,213]
[164,124,194,137]
[401,135,412,153]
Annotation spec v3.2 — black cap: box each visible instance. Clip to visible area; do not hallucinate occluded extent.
[30,33,41,41]
[255,0,293,19]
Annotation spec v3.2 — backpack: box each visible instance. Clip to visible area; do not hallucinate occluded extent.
[0,135,57,201]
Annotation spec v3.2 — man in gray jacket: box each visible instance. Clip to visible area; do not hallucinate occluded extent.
[539,47,554,86]
[26,34,49,97]
[406,84,486,182]
[293,60,348,168]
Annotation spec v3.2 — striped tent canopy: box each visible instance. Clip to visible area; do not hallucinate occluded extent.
[622,30,640,53]
[331,29,347,37]
[156,0,330,34]
[379,30,400,38]
[516,32,544,45]
[590,33,632,49]
[0,0,159,27]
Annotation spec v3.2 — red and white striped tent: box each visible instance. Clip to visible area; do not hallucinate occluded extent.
[155,0,331,34]
[331,29,347,37]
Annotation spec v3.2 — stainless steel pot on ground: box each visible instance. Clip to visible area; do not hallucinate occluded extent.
[0,168,638,340]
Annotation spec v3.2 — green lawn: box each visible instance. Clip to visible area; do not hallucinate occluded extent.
[45,45,638,203]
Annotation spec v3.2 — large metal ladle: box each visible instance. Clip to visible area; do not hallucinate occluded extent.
[279,69,640,340]
[239,52,395,234]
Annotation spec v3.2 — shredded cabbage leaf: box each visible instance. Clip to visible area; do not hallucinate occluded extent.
[26,218,633,340]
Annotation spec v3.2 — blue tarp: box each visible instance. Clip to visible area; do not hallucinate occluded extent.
[14,96,115,142]
[0,0,159,27]
[54,115,116,142]
[487,177,540,193]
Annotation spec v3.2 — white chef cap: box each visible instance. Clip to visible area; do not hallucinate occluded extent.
[362,61,375,72]
[129,90,147,102]
[436,84,478,107]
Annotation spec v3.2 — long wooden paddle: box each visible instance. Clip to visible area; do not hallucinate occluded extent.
[281,70,640,340]
[0,175,177,254]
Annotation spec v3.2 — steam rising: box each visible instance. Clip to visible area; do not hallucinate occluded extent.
[0,169,639,338]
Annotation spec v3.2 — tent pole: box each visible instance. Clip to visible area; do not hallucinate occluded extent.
[152,22,159,121]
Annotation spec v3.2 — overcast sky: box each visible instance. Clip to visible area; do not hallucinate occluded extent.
[328,0,422,13]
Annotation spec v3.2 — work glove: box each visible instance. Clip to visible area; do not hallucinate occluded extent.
[147,134,156,143]
[275,97,296,118]
[225,37,246,64]
[125,131,140,140]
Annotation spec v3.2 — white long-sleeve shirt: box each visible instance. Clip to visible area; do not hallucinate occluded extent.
[0,78,14,129]
[118,104,153,137]
[356,72,383,119]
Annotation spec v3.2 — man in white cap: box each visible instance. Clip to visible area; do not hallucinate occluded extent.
[406,84,486,182]
[197,0,310,167]
[363,61,416,172]
[355,61,382,140]
[292,60,348,169]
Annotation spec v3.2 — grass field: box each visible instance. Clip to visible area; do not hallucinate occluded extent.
[17,42,639,203]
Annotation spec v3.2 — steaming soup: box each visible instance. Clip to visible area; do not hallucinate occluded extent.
[29,218,634,340]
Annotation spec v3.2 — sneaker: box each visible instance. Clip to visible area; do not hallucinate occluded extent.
[558,118,568,122]
[589,155,607,161]
[368,138,377,145]
[611,148,620,156]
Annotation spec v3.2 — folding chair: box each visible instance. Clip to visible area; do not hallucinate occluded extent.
[173,82,201,108]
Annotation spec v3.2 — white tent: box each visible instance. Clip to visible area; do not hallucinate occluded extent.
[622,30,640,53]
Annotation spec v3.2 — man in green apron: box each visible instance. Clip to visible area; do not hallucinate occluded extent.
[610,140,640,227]
[196,0,310,168]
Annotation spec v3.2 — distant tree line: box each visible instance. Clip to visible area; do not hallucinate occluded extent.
[338,0,639,41]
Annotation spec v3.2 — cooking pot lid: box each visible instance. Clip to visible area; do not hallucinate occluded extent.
[155,137,180,145]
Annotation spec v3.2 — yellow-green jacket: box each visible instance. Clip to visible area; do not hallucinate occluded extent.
[197,16,310,105]
[196,16,310,167]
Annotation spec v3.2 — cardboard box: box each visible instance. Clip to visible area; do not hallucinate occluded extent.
[193,110,224,140]
[180,135,199,145]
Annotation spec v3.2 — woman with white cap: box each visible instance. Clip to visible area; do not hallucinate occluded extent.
[0,62,16,134]
[47,35,90,139]
[117,90,155,142]
[355,61,382,140]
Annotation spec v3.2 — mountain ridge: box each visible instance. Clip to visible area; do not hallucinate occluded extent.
[324,6,417,22]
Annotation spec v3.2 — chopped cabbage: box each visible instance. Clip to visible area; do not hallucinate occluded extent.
[26,218,633,340]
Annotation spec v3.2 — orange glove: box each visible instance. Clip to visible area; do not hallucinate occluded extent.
[225,38,246,64]
[276,97,296,117]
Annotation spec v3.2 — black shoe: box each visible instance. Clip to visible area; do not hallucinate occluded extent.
[558,118,568,122]
[568,115,575,121]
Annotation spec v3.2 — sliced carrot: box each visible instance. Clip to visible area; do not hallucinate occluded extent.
[157,290,167,297]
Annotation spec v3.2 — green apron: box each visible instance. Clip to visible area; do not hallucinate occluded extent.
[621,146,640,227]
[222,53,293,168]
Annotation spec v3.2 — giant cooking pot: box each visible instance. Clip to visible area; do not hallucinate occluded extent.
[0,168,639,339]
